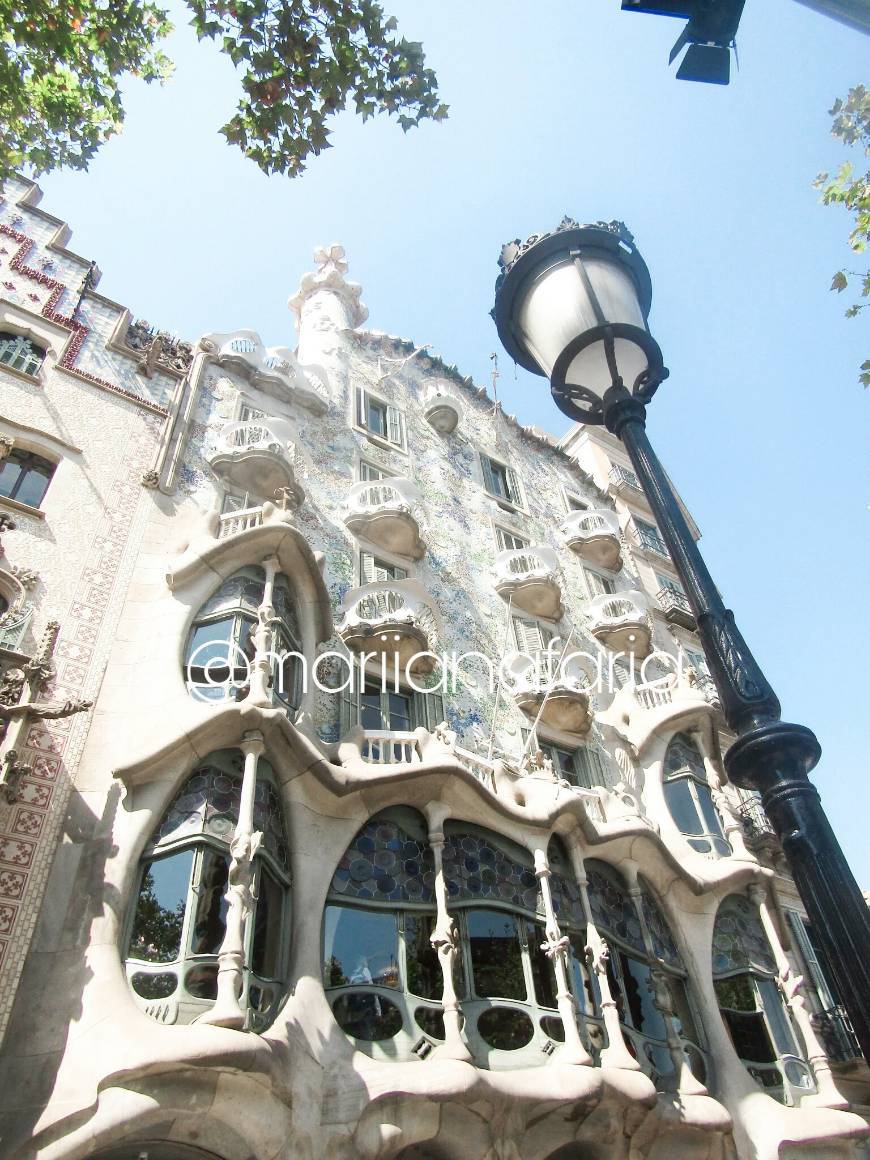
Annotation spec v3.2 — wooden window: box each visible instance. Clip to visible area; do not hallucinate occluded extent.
[356,388,406,450]
[481,454,522,507]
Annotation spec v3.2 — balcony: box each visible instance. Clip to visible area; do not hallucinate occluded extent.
[208,418,303,508]
[422,380,462,434]
[657,586,695,630]
[737,797,778,848]
[344,478,424,560]
[217,505,265,539]
[504,651,593,736]
[338,579,439,673]
[559,508,622,571]
[633,523,670,562]
[812,1006,864,1064]
[586,590,652,658]
[608,463,644,497]
[493,545,563,620]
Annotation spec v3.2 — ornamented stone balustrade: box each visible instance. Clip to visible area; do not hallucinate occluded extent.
[344,477,424,559]
[503,649,594,736]
[559,508,622,572]
[586,589,652,659]
[216,505,266,539]
[493,545,563,620]
[338,579,439,673]
[421,379,463,434]
[208,418,304,508]
[204,329,328,412]
[360,730,423,764]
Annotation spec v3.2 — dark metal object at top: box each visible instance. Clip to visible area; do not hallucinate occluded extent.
[622,0,745,85]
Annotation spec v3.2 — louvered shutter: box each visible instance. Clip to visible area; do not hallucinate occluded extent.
[356,387,367,427]
[786,910,836,1009]
[514,617,552,653]
[481,455,497,496]
[574,746,610,790]
[361,552,377,584]
[506,466,522,507]
[386,405,405,448]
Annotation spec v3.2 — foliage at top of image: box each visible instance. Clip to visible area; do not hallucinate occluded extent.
[815,84,870,387]
[0,0,447,180]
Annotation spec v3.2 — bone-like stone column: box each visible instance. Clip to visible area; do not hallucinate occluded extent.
[573,862,640,1071]
[248,556,279,707]
[534,847,592,1065]
[425,807,471,1062]
[200,731,264,1029]
[747,883,847,1109]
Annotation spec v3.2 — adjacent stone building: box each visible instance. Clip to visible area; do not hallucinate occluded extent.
[0,176,866,1160]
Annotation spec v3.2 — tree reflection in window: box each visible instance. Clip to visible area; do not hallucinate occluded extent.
[126,750,289,1030]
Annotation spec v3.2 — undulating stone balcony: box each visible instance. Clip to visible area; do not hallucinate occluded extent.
[344,478,424,560]
[208,418,304,508]
[338,579,439,672]
[504,651,593,736]
[656,586,695,629]
[586,589,652,658]
[559,508,622,572]
[493,546,563,620]
[421,380,463,434]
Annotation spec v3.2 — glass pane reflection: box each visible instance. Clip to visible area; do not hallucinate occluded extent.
[129,850,194,963]
[467,910,526,1001]
[323,905,400,989]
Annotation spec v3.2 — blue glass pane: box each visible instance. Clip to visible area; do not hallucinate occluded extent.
[331,817,435,904]
[129,849,194,963]
[323,904,400,989]
[639,879,682,968]
[547,871,586,930]
[586,862,645,954]
[712,895,777,976]
[443,831,538,913]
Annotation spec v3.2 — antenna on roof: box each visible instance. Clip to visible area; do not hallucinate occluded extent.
[489,352,499,402]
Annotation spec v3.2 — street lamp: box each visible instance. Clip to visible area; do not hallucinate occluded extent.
[492,216,870,1062]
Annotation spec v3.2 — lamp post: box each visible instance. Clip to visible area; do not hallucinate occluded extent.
[492,217,870,1063]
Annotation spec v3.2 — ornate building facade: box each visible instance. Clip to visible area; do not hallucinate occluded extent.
[0,176,866,1160]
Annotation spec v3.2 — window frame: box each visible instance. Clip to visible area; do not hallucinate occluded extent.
[355,386,407,452]
[0,446,57,511]
[0,331,47,379]
[480,452,524,511]
[583,567,617,598]
[358,550,409,586]
[493,522,529,554]
[662,733,731,858]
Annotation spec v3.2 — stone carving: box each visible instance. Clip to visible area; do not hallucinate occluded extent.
[141,469,160,489]
[288,243,368,329]
[0,667,25,707]
[123,319,194,376]
[0,435,14,461]
[0,512,16,553]
[0,747,28,803]
[9,565,38,589]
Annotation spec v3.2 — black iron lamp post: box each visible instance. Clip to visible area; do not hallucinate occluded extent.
[492,217,870,1062]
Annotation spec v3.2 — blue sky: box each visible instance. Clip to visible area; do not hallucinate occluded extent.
[37,0,869,881]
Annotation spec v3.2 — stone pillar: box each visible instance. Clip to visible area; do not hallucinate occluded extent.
[747,883,847,1109]
[426,808,472,1062]
[200,731,265,1029]
[247,556,279,707]
[534,847,592,1065]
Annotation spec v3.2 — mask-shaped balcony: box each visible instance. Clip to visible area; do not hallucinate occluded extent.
[559,508,622,572]
[344,477,424,560]
[421,380,463,434]
[208,418,304,509]
[493,545,563,620]
[338,579,439,673]
[587,589,652,658]
[504,650,594,736]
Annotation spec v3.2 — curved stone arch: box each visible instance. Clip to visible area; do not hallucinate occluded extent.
[0,564,28,612]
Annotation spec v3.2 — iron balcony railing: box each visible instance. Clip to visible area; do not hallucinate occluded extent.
[812,1005,864,1063]
[634,524,669,557]
[737,797,777,843]
[609,464,643,492]
[657,587,691,617]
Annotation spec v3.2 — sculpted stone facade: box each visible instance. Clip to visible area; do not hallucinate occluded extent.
[0,177,866,1160]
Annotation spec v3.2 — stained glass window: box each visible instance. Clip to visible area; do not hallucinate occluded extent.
[330,812,435,905]
[712,894,777,975]
[0,332,45,376]
[442,828,539,914]
[638,877,682,968]
[585,860,646,954]
[663,733,730,858]
[127,751,289,1030]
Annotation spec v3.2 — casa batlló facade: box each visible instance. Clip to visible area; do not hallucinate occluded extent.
[0,177,866,1160]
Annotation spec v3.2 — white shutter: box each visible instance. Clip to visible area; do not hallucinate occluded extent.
[340,662,361,735]
[481,455,496,495]
[355,387,367,427]
[786,911,836,1009]
[386,405,404,448]
[362,552,407,583]
[514,617,551,653]
[506,466,522,507]
[361,552,377,584]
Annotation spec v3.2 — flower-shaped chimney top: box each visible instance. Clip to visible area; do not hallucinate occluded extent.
[288,243,368,331]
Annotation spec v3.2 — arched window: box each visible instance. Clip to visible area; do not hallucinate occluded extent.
[0,447,56,508]
[323,807,441,1053]
[712,893,814,1103]
[125,750,289,1030]
[184,566,302,708]
[0,332,46,377]
[662,733,730,857]
[586,860,706,1084]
